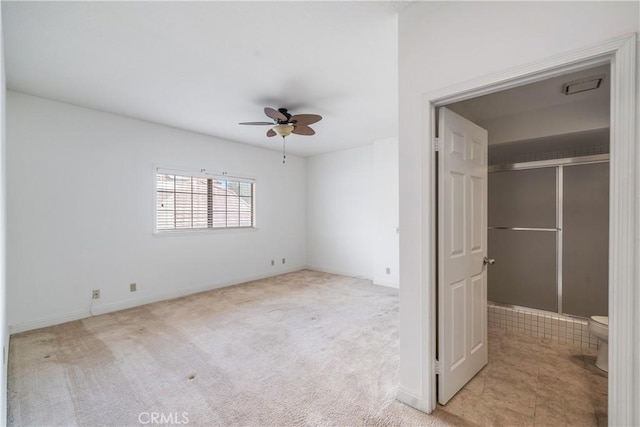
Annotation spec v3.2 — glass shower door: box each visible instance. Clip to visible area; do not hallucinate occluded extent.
[488,167,558,312]
[562,162,609,317]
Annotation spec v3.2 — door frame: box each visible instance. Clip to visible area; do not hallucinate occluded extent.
[421,34,637,423]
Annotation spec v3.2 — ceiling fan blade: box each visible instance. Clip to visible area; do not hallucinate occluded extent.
[239,121,274,125]
[266,128,277,137]
[264,107,287,122]
[290,114,322,125]
[292,124,315,136]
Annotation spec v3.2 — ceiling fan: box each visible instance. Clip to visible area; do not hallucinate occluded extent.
[239,107,322,163]
[239,107,322,137]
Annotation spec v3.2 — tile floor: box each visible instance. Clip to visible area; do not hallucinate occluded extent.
[439,326,608,427]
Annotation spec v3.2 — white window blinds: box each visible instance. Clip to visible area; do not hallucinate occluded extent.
[156,169,254,232]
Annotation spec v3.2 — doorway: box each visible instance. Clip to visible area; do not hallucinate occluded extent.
[419,34,637,422]
[437,62,611,398]
[437,97,611,423]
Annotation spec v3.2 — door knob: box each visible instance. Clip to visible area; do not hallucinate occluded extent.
[483,256,496,266]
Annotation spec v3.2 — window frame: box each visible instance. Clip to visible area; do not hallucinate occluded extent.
[153,166,257,235]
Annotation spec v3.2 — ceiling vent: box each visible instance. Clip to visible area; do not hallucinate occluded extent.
[562,75,605,95]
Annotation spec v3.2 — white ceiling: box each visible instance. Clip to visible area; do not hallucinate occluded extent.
[3,1,404,157]
[3,2,611,157]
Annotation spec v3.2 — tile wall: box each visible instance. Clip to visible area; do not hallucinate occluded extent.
[488,302,599,349]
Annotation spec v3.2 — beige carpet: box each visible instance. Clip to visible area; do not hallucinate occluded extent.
[8,270,469,426]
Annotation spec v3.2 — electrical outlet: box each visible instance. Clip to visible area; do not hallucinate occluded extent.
[92,289,100,300]
[271,260,275,266]
[386,268,391,275]
[130,283,137,292]
[282,258,286,264]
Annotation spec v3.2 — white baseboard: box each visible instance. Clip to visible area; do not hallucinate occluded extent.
[397,387,431,413]
[372,278,399,288]
[303,264,372,282]
[2,324,8,425]
[9,267,304,334]
[305,265,399,289]
[10,309,90,334]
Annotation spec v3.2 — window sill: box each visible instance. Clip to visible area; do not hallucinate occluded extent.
[153,227,259,237]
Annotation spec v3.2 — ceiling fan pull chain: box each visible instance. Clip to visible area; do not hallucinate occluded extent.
[282,136,286,164]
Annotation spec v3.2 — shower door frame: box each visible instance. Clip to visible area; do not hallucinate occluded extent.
[488,153,610,317]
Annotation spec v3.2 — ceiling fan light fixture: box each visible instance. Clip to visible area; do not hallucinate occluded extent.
[273,124,294,137]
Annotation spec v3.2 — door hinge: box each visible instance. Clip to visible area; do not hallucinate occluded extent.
[435,359,440,374]
[434,137,440,152]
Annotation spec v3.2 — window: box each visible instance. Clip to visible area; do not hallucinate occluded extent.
[156,169,254,232]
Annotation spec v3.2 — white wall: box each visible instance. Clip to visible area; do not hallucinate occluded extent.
[307,145,373,279]
[398,0,639,414]
[306,138,399,287]
[0,2,7,423]
[7,91,307,332]
[481,99,610,145]
[372,137,399,287]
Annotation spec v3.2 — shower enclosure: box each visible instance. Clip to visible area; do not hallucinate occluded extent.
[488,154,609,318]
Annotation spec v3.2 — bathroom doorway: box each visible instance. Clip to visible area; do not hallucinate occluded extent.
[447,64,611,319]
[436,60,610,422]
[408,34,636,422]
[445,62,612,323]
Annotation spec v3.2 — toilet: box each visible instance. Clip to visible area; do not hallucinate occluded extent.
[588,315,608,372]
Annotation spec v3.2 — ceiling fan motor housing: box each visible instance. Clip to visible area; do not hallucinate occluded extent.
[277,108,292,123]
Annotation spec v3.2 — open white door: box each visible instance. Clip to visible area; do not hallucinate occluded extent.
[437,107,489,404]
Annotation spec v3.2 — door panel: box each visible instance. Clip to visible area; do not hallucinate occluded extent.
[471,274,484,352]
[438,107,488,405]
[450,280,466,368]
[450,171,465,256]
[470,176,483,252]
